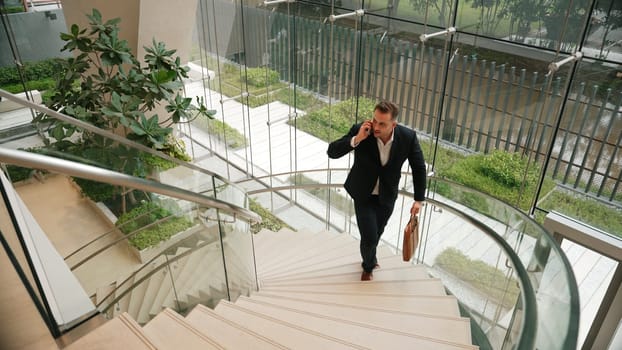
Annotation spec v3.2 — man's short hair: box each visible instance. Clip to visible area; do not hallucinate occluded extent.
[375,100,399,120]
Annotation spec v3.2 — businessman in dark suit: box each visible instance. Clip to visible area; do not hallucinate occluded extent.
[327,100,426,281]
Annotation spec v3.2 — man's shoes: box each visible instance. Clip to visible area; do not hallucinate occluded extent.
[361,271,373,281]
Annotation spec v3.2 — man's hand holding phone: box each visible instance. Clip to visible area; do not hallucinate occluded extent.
[354,120,373,144]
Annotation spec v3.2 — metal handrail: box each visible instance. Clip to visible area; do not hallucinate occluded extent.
[0,89,248,196]
[0,148,261,223]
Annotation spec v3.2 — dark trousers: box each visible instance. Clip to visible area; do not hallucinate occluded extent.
[354,195,395,273]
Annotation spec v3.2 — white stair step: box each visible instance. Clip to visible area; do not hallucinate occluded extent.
[261,278,447,295]
[64,313,156,350]
[159,244,219,310]
[259,242,368,279]
[255,230,307,265]
[113,276,134,317]
[176,237,254,304]
[246,294,472,344]
[142,308,224,349]
[185,304,288,349]
[262,265,430,285]
[258,234,358,276]
[255,230,344,267]
[254,290,461,317]
[171,252,230,309]
[126,276,150,318]
[232,297,477,350]
[260,245,395,280]
[260,254,414,282]
[254,230,326,269]
[149,247,191,316]
[136,264,168,324]
[213,301,364,349]
[251,229,292,253]
[95,282,116,306]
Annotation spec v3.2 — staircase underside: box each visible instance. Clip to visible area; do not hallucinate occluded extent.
[64,228,477,349]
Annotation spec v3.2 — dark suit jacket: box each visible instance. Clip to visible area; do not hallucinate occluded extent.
[327,123,426,205]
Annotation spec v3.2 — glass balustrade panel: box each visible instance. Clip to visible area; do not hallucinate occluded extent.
[218,211,257,301]
[427,177,579,350]
[153,237,229,319]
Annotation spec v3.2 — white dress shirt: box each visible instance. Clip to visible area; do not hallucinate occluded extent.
[351,132,394,195]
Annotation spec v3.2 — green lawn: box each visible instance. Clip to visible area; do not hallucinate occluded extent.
[436,247,520,309]
[537,189,622,239]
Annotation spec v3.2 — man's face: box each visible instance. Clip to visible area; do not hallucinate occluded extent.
[372,109,397,142]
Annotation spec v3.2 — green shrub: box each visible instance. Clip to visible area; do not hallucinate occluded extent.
[192,117,247,149]
[0,58,63,86]
[293,97,377,142]
[141,153,178,171]
[461,191,489,213]
[249,198,294,233]
[479,151,534,188]
[5,165,34,182]
[245,67,280,88]
[443,151,552,210]
[436,247,520,309]
[73,178,116,202]
[244,94,270,108]
[273,87,325,111]
[2,6,24,13]
[116,201,193,250]
[0,78,57,94]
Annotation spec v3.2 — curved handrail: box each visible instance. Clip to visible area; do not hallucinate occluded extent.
[0,148,261,223]
[0,89,247,196]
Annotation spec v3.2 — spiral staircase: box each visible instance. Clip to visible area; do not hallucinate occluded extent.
[64,228,477,350]
[0,89,579,349]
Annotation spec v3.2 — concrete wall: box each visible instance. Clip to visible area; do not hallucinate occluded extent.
[61,0,141,57]
[137,0,198,64]
[61,0,198,64]
[0,9,71,67]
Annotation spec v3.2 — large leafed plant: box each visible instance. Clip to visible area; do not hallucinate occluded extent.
[36,9,214,160]
[34,9,215,215]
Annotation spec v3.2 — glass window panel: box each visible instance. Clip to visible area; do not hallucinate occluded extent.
[583,0,622,62]
[538,60,622,237]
